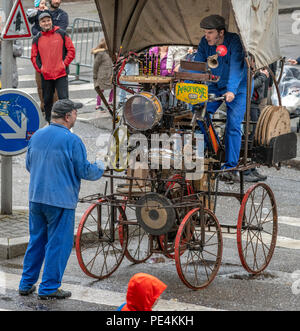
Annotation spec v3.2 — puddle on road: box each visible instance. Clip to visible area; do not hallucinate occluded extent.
[227,271,278,281]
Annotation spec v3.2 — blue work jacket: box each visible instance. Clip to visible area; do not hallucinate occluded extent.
[26,123,104,209]
[194,32,248,95]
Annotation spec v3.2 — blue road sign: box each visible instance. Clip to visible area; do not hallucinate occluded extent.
[0,89,42,156]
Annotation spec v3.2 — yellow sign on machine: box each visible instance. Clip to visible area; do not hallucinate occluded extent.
[176,83,208,105]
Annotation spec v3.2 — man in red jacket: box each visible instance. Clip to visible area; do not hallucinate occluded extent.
[31,12,75,123]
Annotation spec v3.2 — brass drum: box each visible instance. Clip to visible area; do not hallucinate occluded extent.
[123,92,163,131]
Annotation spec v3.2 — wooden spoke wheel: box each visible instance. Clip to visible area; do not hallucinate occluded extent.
[175,208,223,290]
[76,199,128,279]
[237,183,278,274]
[118,203,152,263]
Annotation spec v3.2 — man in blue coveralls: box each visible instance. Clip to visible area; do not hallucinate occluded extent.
[195,15,248,182]
[19,99,105,300]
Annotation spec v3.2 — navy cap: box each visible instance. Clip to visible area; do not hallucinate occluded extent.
[200,15,226,30]
[39,12,52,21]
[52,99,83,116]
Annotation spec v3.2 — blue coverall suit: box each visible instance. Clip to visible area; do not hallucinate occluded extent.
[194,32,248,169]
[19,123,104,295]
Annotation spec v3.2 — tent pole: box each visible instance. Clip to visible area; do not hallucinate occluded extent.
[243,57,253,165]
[110,0,119,196]
[112,0,119,129]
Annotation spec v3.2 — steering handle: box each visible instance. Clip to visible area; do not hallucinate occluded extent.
[208,95,225,102]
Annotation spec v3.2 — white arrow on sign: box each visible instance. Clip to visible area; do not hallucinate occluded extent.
[1,113,27,139]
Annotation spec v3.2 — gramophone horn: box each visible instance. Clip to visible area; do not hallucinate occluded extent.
[207,54,219,69]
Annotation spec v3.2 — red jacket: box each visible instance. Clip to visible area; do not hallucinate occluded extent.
[121,273,167,311]
[31,26,75,80]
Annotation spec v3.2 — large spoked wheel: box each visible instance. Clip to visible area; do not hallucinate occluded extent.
[237,183,278,274]
[76,199,128,279]
[175,208,223,290]
[118,203,152,264]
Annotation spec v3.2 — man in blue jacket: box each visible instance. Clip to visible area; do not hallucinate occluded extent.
[19,99,105,300]
[195,15,248,181]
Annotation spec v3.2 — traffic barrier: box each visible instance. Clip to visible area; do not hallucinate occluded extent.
[70,18,102,82]
[21,18,102,83]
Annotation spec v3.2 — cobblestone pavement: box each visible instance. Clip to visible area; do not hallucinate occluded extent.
[0,211,29,239]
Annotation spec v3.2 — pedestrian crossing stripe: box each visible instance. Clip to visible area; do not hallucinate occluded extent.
[278,216,300,227]
[0,271,219,311]
[18,83,95,96]
[222,232,300,250]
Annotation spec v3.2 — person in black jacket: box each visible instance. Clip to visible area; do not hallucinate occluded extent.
[27,0,51,36]
[27,0,68,37]
[48,0,69,32]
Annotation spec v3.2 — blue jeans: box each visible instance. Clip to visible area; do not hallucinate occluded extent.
[19,202,75,295]
[197,90,247,169]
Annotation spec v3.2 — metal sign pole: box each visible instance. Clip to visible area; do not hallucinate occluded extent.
[1,0,14,215]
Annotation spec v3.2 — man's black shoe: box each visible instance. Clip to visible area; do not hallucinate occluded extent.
[219,172,233,184]
[219,171,239,184]
[243,172,260,183]
[19,285,36,296]
[252,169,267,181]
[38,289,72,300]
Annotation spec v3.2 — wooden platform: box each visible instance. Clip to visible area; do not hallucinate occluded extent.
[119,75,173,84]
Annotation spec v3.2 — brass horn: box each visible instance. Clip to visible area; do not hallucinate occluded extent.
[207,45,228,69]
[207,54,219,69]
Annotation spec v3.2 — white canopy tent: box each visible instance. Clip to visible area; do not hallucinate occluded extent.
[94,0,281,69]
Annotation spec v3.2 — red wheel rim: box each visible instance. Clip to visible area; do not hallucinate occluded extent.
[76,199,127,279]
[175,208,223,290]
[237,183,278,274]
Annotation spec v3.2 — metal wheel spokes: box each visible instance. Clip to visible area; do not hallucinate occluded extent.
[160,174,194,259]
[175,208,223,290]
[76,200,128,279]
[119,204,152,263]
[158,231,178,259]
[237,183,278,274]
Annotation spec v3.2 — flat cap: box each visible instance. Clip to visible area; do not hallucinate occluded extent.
[200,15,226,30]
[52,99,83,116]
[39,12,51,21]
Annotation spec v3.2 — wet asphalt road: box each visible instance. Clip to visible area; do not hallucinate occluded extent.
[1,119,300,311]
[1,2,300,310]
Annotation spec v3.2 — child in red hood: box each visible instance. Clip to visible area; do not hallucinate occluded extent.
[117,273,167,311]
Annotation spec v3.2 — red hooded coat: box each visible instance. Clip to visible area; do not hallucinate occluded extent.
[121,273,167,311]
